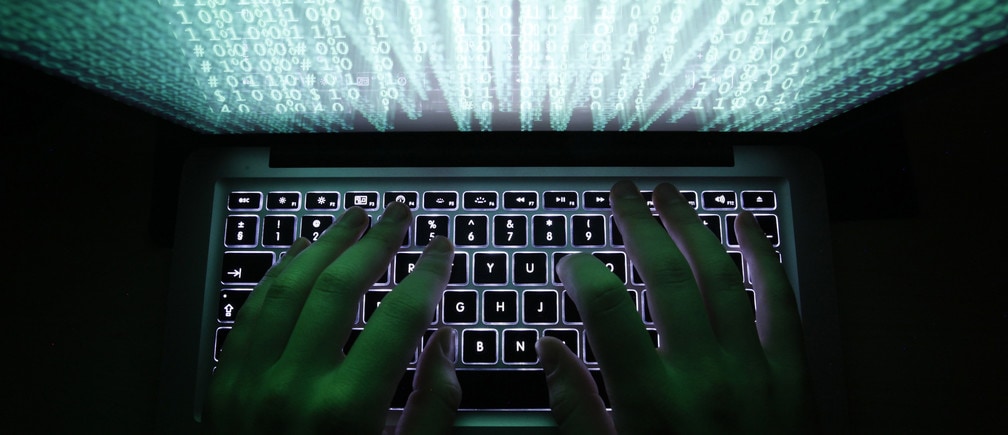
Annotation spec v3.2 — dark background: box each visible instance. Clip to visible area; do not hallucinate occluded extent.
[4,44,1006,433]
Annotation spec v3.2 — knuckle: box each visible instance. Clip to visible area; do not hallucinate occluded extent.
[260,275,307,304]
[313,263,365,296]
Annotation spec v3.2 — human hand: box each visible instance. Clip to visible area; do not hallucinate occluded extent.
[538,180,813,434]
[202,202,461,434]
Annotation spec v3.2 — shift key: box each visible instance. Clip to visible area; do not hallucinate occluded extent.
[221,252,275,284]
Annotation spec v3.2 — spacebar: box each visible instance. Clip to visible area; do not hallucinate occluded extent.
[457,369,550,409]
[392,369,609,410]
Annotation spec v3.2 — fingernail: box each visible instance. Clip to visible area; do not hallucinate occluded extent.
[535,338,559,373]
[289,237,311,255]
[611,180,642,200]
[439,327,457,363]
[424,235,453,255]
[336,207,367,227]
[654,182,685,204]
[382,200,410,223]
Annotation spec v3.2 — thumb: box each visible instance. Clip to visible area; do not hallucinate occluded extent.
[536,336,615,435]
[396,327,460,435]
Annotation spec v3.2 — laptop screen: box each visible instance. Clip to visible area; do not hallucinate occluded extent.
[2,1,1006,134]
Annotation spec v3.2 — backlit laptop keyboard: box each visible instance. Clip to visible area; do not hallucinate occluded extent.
[213,184,781,409]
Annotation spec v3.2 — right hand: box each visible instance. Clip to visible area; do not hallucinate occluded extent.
[537,180,814,434]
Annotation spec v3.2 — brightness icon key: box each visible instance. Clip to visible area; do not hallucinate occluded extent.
[306,192,341,211]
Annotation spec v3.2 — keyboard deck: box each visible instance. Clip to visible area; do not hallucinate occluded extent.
[211,181,783,410]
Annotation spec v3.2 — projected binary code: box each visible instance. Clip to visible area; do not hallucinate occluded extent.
[2,1,1006,133]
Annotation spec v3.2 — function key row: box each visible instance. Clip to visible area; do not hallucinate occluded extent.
[228,190,777,212]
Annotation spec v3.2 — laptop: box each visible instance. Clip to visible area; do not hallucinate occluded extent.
[3,1,1004,433]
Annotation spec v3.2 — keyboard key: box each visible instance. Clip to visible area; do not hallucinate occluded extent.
[415,215,449,246]
[583,191,610,209]
[641,191,655,208]
[741,190,776,210]
[746,289,757,322]
[701,190,737,210]
[305,192,341,210]
[728,251,745,284]
[562,291,581,323]
[214,327,231,362]
[221,251,274,284]
[725,214,779,247]
[572,215,606,247]
[225,215,259,247]
[462,329,498,364]
[680,190,698,209]
[647,329,660,348]
[513,252,548,285]
[363,290,390,323]
[642,290,652,323]
[267,192,301,210]
[552,252,573,284]
[228,191,262,211]
[592,252,627,284]
[610,216,623,246]
[630,263,644,285]
[455,215,489,246]
[423,191,458,210]
[454,369,551,409]
[543,329,579,356]
[494,215,527,246]
[473,252,507,285]
[262,215,297,247]
[698,214,722,243]
[384,191,419,209]
[503,329,539,364]
[483,290,518,323]
[218,289,252,323]
[523,290,558,324]
[543,191,578,209]
[503,191,538,209]
[449,253,469,285]
[300,215,335,242]
[389,369,556,410]
[443,290,478,324]
[463,191,498,210]
[532,215,566,247]
[394,252,421,284]
[345,191,379,210]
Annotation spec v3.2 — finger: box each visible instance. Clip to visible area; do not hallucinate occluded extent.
[283,201,412,366]
[537,336,615,435]
[215,236,311,373]
[609,180,716,357]
[557,253,664,412]
[652,183,761,355]
[238,208,370,369]
[736,211,804,363]
[397,327,461,435]
[340,236,454,408]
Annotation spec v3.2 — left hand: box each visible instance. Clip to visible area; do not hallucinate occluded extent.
[202,202,460,434]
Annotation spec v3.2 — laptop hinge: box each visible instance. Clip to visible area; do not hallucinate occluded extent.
[267,132,745,167]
